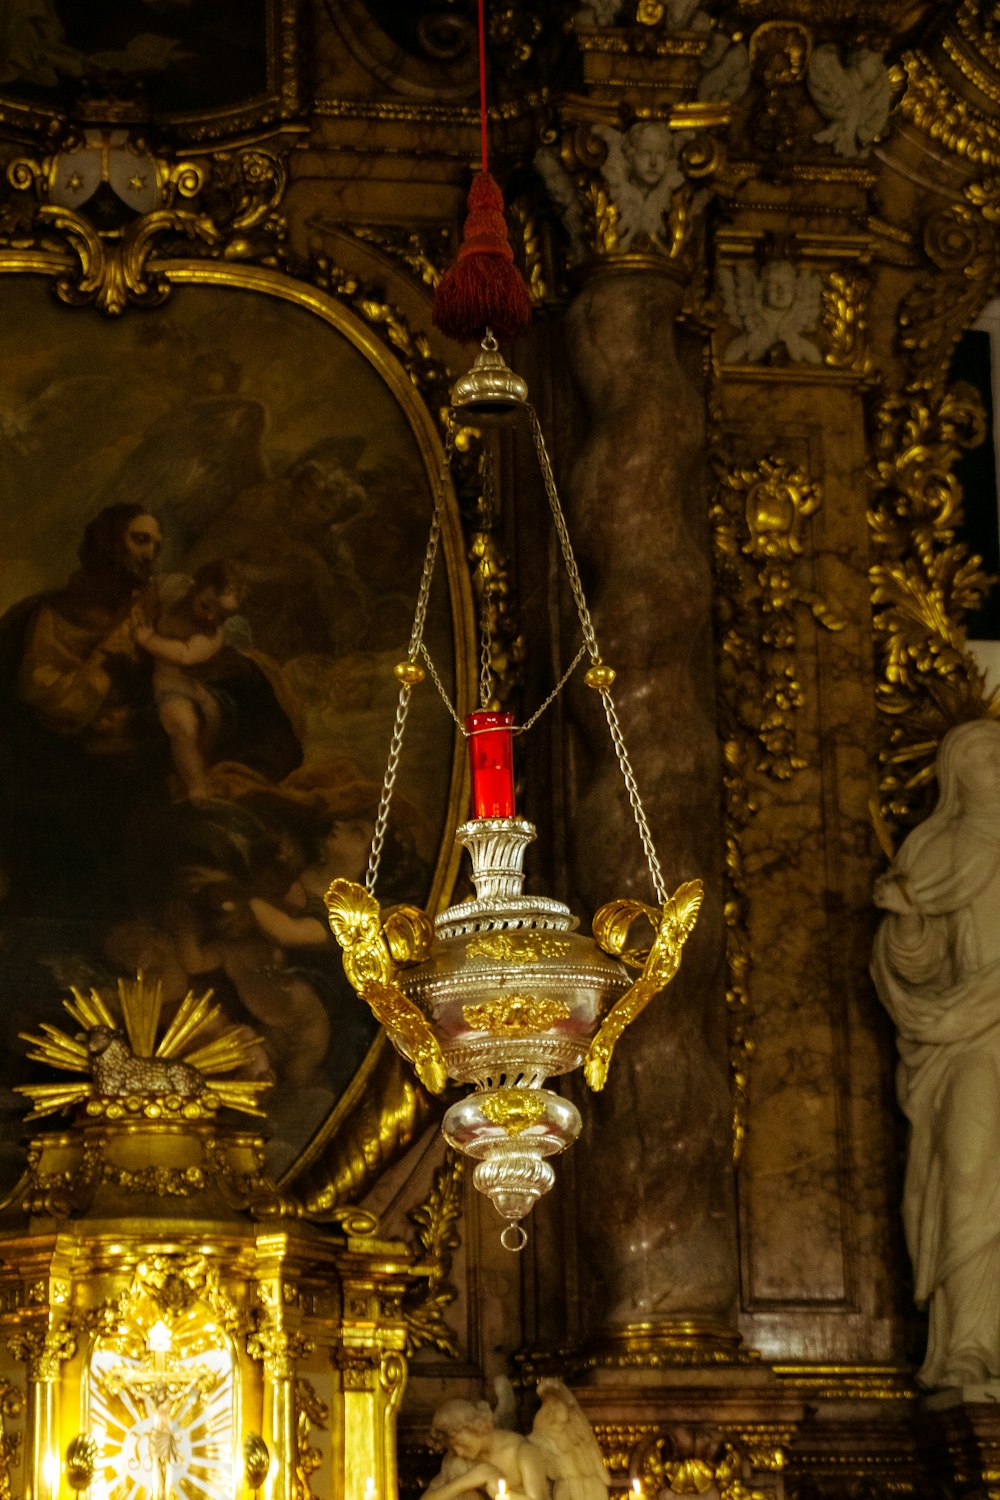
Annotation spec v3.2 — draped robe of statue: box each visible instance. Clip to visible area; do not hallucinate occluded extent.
[871,718,1000,1390]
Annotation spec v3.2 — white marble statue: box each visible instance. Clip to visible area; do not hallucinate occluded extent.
[592,121,685,250]
[872,718,1000,1390]
[717,260,822,364]
[420,1381,608,1500]
[807,44,891,158]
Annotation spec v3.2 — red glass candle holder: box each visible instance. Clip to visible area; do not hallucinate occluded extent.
[465,711,516,819]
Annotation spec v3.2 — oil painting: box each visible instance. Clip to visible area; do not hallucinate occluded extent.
[0,274,469,1183]
[0,1,270,117]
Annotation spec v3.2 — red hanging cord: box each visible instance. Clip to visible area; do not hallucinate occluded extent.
[478,0,488,175]
[429,0,533,343]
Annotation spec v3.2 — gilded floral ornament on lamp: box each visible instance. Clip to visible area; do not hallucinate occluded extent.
[325,340,701,1249]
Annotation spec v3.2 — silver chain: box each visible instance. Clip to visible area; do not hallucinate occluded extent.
[516,642,587,734]
[366,422,457,894]
[527,405,668,906]
[420,640,464,729]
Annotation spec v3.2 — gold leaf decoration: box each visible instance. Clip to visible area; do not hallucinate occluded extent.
[586,882,703,1091]
[462,995,572,1036]
[403,1151,464,1359]
[16,973,270,1119]
[868,380,999,821]
[710,455,845,781]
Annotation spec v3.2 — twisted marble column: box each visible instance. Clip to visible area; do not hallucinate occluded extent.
[562,266,738,1350]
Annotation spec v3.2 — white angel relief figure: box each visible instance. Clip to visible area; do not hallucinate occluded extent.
[717,260,822,365]
[807,44,891,158]
[572,0,623,25]
[421,1379,608,1500]
[533,147,588,261]
[594,121,685,250]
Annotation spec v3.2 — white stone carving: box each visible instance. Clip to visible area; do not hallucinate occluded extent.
[717,260,822,364]
[698,34,750,103]
[421,1379,608,1500]
[872,718,1000,1390]
[532,146,589,262]
[572,0,623,24]
[592,120,685,250]
[807,44,891,158]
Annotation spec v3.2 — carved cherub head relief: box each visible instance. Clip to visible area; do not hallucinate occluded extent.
[760,259,797,311]
[717,258,822,365]
[621,121,675,192]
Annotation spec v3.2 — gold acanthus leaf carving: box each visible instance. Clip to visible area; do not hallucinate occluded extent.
[403,1150,464,1360]
[324,879,446,1094]
[821,269,871,372]
[868,381,998,819]
[586,882,703,1091]
[897,202,998,380]
[582,180,621,258]
[294,1379,328,1500]
[346,224,445,288]
[7,1325,76,1380]
[710,456,846,780]
[462,995,572,1035]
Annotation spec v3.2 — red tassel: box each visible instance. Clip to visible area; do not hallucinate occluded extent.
[432,171,533,344]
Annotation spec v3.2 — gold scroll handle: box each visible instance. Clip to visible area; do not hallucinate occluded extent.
[585,880,704,1091]
[324,878,447,1094]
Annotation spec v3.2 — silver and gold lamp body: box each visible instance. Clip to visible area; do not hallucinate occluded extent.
[325,341,702,1246]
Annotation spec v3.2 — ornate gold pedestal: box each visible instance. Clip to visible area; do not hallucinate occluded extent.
[0,1098,422,1500]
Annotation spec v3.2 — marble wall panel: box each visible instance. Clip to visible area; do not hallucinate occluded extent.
[721,380,905,1361]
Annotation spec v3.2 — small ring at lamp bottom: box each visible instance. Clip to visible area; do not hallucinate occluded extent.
[501,1221,528,1252]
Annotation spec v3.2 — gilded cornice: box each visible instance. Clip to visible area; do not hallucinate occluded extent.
[893,48,1000,171]
[312,91,549,125]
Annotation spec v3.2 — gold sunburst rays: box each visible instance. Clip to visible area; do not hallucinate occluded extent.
[16,972,271,1120]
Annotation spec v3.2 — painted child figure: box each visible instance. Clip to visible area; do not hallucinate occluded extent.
[135,561,244,801]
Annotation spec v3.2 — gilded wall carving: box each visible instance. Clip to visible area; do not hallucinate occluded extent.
[710,453,845,1158]
[868,382,997,822]
[401,1153,464,1359]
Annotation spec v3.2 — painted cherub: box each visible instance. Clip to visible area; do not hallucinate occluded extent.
[421,1381,607,1500]
[134,561,245,801]
[717,259,822,364]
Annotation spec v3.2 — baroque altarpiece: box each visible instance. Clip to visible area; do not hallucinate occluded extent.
[0,2,998,1497]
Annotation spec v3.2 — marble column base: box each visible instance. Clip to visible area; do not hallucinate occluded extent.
[582,1317,752,1378]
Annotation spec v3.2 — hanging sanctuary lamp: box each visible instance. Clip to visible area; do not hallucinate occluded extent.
[325,0,702,1251]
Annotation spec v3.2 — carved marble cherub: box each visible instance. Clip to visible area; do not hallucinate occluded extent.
[421,1381,608,1500]
[807,44,891,158]
[717,259,822,364]
[593,120,685,250]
